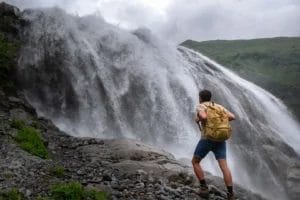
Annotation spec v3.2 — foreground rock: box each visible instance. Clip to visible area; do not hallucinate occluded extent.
[0,90,266,200]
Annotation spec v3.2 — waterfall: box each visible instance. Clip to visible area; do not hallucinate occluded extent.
[179,47,300,200]
[18,7,299,200]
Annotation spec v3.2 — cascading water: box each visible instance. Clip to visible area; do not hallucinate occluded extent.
[17,7,299,200]
[179,48,300,200]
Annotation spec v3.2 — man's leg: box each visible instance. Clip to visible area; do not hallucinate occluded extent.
[218,159,234,198]
[192,156,209,197]
[192,139,210,185]
[192,157,205,181]
[192,139,211,197]
[217,159,232,186]
[213,140,234,199]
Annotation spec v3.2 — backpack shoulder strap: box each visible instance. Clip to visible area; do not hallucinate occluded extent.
[205,101,217,110]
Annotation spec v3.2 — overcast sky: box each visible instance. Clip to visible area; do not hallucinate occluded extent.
[6,0,300,43]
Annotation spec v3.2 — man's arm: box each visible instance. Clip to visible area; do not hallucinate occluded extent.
[195,104,207,123]
[198,110,207,121]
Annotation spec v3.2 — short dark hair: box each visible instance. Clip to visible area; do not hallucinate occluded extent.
[199,90,212,102]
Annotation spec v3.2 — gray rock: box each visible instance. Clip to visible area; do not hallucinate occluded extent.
[286,164,300,200]
[0,2,20,17]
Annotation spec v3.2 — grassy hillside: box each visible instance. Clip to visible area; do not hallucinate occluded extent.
[181,37,300,121]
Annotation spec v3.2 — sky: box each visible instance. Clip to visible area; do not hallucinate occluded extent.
[6,0,300,43]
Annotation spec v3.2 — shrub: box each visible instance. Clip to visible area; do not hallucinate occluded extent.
[50,182,84,200]
[11,119,25,129]
[49,182,108,200]
[84,188,108,200]
[0,188,23,200]
[49,165,65,178]
[15,125,49,159]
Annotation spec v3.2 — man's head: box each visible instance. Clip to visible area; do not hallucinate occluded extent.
[199,90,212,102]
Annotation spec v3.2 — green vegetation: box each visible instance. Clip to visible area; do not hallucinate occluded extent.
[15,126,49,159]
[181,37,300,121]
[11,119,26,130]
[0,182,108,200]
[50,182,83,200]
[49,182,108,200]
[11,119,49,159]
[0,188,23,200]
[49,165,65,178]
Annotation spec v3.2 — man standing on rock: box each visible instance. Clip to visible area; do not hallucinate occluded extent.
[192,90,236,200]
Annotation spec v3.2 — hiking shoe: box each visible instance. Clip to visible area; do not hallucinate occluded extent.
[198,186,210,198]
[227,192,236,200]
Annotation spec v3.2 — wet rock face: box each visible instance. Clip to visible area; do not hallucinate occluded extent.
[0,2,20,16]
[0,2,22,39]
[0,90,266,200]
[287,165,300,199]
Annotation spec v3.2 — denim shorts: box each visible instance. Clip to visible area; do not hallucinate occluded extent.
[193,139,226,160]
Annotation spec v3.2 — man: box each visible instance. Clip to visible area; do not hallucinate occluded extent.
[192,89,236,200]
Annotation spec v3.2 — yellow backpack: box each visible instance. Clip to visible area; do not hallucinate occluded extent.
[203,102,232,141]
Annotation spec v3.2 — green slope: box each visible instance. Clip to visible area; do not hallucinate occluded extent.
[181,37,300,121]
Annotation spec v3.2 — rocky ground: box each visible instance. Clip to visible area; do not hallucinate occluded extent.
[0,89,267,200]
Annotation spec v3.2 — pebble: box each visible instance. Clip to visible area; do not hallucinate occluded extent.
[135,182,145,189]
